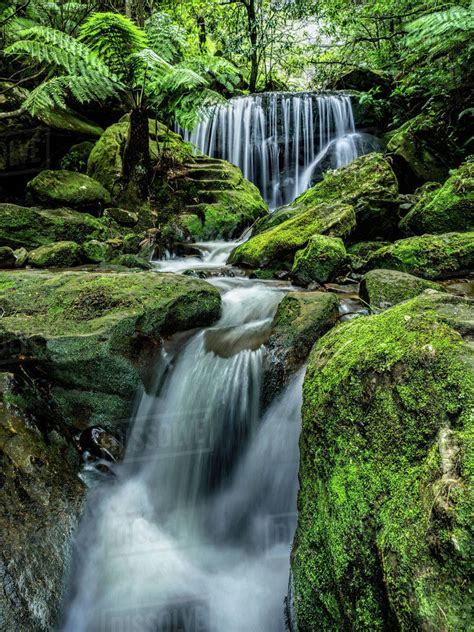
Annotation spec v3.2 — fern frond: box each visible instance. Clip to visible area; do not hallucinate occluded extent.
[145,11,186,63]
[80,12,147,78]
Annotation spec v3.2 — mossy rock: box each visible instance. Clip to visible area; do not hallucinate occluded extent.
[104,207,139,227]
[60,141,95,173]
[256,153,399,240]
[347,240,391,271]
[229,202,355,269]
[81,240,112,263]
[13,247,28,267]
[364,232,474,279]
[400,161,474,235]
[263,291,339,405]
[0,203,108,249]
[110,254,152,270]
[0,270,221,428]
[386,114,457,188]
[360,269,444,309]
[292,292,473,631]
[292,235,347,286]
[35,108,103,137]
[0,246,16,269]
[26,170,110,214]
[28,241,82,268]
[0,383,85,631]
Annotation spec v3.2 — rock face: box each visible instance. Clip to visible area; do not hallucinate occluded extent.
[229,202,355,269]
[26,170,111,213]
[360,269,443,309]
[292,235,347,286]
[88,119,267,238]
[364,232,474,279]
[0,378,85,631]
[0,203,108,250]
[292,292,473,631]
[263,291,339,404]
[255,153,399,240]
[400,161,474,235]
[0,270,221,430]
[387,114,457,188]
[28,241,82,268]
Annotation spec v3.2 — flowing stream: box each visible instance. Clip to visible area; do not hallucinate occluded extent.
[180,92,378,208]
[61,242,304,631]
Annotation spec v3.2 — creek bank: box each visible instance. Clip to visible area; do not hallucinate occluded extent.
[291,290,473,631]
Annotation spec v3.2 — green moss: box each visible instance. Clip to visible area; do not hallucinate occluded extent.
[229,202,355,269]
[292,235,347,285]
[81,240,112,263]
[110,254,152,270]
[0,203,108,249]
[60,141,95,173]
[400,162,474,235]
[365,232,474,279]
[28,241,81,268]
[26,170,110,212]
[256,153,399,239]
[292,293,473,631]
[360,269,444,309]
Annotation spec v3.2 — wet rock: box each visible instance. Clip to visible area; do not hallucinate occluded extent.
[360,269,444,309]
[0,270,221,430]
[262,291,339,405]
[229,202,355,269]
[74,426,124,462]
[0,246,16,269]
[254,153,399,240]
[0,203,108,249]
[26,170,110,214]
[292,292,473,631]
[364,232,474,279]
[292,235,347,286]
[400,161,474,235]
[28,241,82,268]
[386,114,458,189]
[0,378,85,631]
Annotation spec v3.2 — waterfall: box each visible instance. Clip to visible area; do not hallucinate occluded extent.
[180,93,371,208]
[61,273,303,632]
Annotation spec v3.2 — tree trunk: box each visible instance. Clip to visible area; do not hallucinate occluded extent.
[122,107,151,201]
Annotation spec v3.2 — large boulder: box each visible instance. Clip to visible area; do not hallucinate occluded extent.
[400,161,474,235]
[360,269,444,309]
[291,292,473,631]
[387,114,458,189]
[26,170,110,214]
[60,141,96,173]
[263,291,339,405]
[0,270,221,430]
[0,203,108,249]
[0,377,85,631]
[28,241,82,268]
[88,119,268,239]
[255,153,399,240]
[347,240,391,272]
[292,235,347,286]
[229,202,355,269]
[364,232,474,279]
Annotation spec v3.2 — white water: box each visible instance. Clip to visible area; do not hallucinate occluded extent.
[61,256,303,631]
[181,93,374,208]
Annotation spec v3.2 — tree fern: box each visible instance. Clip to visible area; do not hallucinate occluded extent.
[145,11,186,63]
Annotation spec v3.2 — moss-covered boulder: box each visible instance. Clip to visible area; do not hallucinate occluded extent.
[104,207,139,227]
[28,241,82,268]
[347,240,391,272]
[110,254,152,270]
[360,269,444,309]
[0,270,221,429]
[229,202,355,269]
[400,162,474,235]
[292,235,347,286]
[0,203,108,250]
[256,153,399,240]
[263,291,339,405]
[60,141,95,173]
[292,292,473,631]
[81,240,112,263]
[386,114,457,188]
[364,232,474,279]
[0,246,16,268]
[26,170,110,214]
[0,378,85,631]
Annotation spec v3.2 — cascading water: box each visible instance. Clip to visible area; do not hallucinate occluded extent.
[180,93,375,208]
[61,251,304,632]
